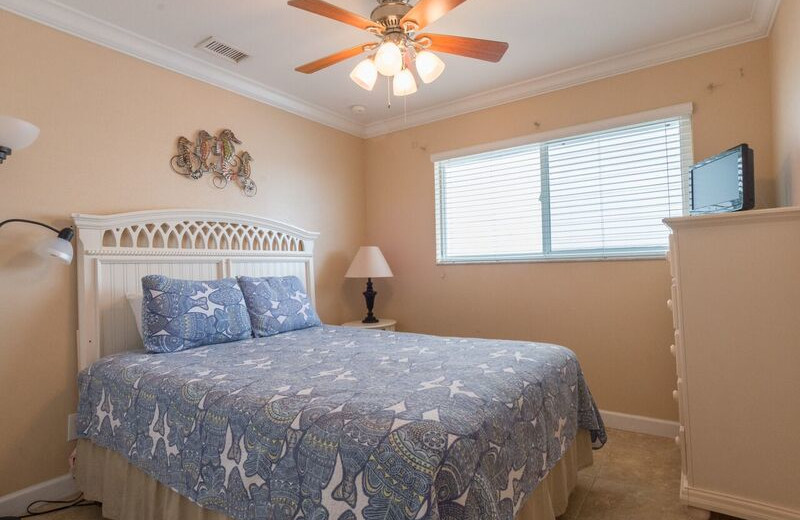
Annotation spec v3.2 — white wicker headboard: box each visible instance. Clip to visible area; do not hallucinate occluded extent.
[73,210,319,370]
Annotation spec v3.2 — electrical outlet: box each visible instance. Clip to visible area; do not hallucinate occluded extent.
[67,413,77,441]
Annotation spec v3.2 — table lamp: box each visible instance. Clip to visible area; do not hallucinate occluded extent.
[345,246,393,323]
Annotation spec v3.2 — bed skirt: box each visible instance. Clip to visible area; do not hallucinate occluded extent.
[75,429,593,520]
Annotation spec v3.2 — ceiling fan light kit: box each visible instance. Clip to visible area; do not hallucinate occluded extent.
[288,0,508,99]
[350,58,379,90]
[374,40,404,76]
[415,49,446,83]
[393,67,418,96]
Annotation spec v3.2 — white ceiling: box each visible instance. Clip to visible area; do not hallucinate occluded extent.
[0,0,780,137]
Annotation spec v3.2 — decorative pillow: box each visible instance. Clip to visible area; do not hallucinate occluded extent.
[237,275,321,337]
[141,275,252,353]
[126,294,144,340]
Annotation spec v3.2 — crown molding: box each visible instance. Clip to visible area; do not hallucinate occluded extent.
[362,0,781,138]
[0,0,364,137]
[0,0,781,139]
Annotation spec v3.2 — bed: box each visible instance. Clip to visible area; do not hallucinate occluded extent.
[71,210,606,520]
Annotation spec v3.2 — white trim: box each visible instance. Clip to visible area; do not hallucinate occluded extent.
[363,0,779,138]
[436,253,669,265]
[72,209,320,241]
[430,102,694,162]
[0,474,78,517]
[600,410,680,439]
[0,0,779,138]
[0,0,363,137]
[682,482,800,520]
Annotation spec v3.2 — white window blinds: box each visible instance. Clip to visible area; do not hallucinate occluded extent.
[435,113,693,263]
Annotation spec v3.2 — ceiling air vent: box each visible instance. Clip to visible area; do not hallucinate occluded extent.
[196,37,249,64]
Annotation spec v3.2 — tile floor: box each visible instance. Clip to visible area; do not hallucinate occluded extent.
[31,428,741,520]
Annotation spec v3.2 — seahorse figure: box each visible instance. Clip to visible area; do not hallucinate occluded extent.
[176,136,202,178]
[176,137,193,168]
[218,155,233,180]
[218,129,241,165]
[239,151,254,178]
[197,130,214,172]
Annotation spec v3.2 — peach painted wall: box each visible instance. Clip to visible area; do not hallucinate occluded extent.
[364,39,774,424]
[770,0,800,206]
[0,11,365,496]
[0,7,782,499]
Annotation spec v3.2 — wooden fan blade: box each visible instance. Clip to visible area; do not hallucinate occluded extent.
[401,0,468,30]
[295,44,370,74]
[417,33,509,62]
[288,0,381,31]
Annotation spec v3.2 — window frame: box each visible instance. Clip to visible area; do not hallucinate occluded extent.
[433,103,694,265]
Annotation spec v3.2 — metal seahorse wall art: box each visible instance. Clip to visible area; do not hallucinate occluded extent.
[171,129,257,196]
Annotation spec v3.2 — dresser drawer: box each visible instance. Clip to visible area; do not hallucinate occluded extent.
[674,377,684,423]
[675,425,687,470]
[673,330,685,378]
[669,282,680,329]
[667,237,677,278]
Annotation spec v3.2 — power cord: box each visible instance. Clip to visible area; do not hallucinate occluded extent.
[0,493,101,519]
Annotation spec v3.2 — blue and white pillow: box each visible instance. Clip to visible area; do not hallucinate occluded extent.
[237,275,321,337]
[141,275,252,353]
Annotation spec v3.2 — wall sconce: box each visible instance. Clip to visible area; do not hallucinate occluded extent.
[0,115,40,164]
[0,219,75,264]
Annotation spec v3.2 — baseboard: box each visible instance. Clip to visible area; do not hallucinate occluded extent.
[0,474,78,517]
[600,409,680,438]
[683,482,800,520]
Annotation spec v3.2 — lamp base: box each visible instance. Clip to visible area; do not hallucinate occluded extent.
[361,278,379,323]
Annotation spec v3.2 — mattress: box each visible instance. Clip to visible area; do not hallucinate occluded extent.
[77,325,606,520]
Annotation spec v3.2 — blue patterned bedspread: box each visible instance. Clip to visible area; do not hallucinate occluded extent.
[77,326,605,520]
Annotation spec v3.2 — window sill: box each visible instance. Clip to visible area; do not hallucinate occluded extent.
[436,253,668,265]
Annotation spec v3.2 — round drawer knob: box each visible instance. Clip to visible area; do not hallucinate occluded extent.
[667,299,673,310]
[673,390,679,401]
[669,344,676,356]
[675,435,681,446]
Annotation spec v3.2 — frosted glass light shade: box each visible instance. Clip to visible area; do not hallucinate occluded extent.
[345,246,393,278]
[0,115,39,151]
[415,50,446,84]
[392,68,418,96]
[375,41,403,76]
[350,58,378,91]
[37,236,74,265]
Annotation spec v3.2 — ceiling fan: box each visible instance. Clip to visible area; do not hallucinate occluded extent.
[288,0,509,97]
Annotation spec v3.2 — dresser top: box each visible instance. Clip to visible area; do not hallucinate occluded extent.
[664,206,800,230]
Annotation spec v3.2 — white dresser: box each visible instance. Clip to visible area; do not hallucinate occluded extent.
[664,208,800,520]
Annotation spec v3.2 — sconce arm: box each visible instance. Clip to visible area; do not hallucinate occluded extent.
[0,219,74,241]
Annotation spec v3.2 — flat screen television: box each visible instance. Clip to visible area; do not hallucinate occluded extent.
[689,144,754,215]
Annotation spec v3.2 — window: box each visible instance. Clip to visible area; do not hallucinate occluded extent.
[434,107,693,263]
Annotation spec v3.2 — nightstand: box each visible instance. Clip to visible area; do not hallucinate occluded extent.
[341,319,397,331]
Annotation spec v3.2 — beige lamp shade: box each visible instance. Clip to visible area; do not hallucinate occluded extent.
[345,246,393,278]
